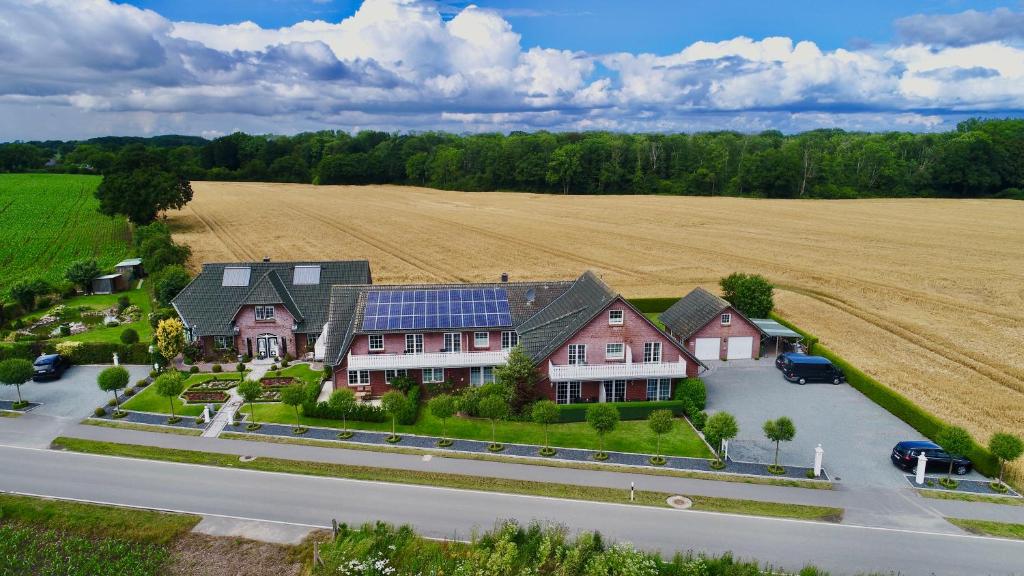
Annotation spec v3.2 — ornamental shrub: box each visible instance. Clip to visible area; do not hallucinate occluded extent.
[120,328,139,345]
[677,377,706,411]
[211,364,222,373]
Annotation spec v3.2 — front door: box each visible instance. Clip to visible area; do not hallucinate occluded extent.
[256,334,280,359]
[603,380,626,402]
[268,336,280,358]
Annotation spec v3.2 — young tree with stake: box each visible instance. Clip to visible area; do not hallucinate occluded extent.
[703,411,739,464]
[647,409,674,465]
[329,388,357,439]
[380,390,408,443]
[763,416,796,473]
[237,379,263,430]
[0,359,33,409]
[153,371,185,423]
[428,394,457,447]
[988,432,1024,490]
[478,395,510,452]
[531,400,560,456]
[586,403,620,461]
[97,366,130,416]
[280,384,306,433]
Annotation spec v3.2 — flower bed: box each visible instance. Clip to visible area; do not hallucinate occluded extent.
[259,377,297,388]
[188,379,237,392]
[256,390,281,402]
[182,391,229,403]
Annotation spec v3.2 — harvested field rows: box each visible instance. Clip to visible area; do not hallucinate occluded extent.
[169,182,1024,483]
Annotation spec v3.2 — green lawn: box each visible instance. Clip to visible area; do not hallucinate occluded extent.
[264,363,323,385]
[241,403,711,458]
[122,381,205,417]
[184,372,242,388]
[19,287,155,344]
[644,312,666,330]
[947,518,1024,540]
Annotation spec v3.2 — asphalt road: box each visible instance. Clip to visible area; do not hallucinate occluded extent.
[2,445,1022,575]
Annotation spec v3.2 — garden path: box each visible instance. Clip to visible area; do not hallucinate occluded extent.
[201,360,273,438]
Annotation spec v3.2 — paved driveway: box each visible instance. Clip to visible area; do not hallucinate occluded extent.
[0,364,151,419]
[703,359,984,488]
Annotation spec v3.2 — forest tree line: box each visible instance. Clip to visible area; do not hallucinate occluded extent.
[2,119,1023,199]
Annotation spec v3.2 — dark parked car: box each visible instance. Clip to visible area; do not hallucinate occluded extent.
[781,355,844,385]
[32,354,69,381]
[775,352,806,370]
[891,440,972,475]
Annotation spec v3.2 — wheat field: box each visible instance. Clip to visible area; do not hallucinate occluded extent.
[168,181,1024,481]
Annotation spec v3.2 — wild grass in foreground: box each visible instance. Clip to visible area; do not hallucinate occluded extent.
[947,518,1024,540]
[52,436,842,522]
[319,520,836,576]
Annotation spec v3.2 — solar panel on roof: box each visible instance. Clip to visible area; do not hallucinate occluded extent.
[361,288,513,332]
[222,267,251,287]
[293,265,321,285]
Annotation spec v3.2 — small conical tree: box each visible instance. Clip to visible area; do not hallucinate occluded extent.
[531,400,560,456]
[989,432,1024,488]
[586,403,620,460]
[763,417,796,472]
[428,394,457,446]
[97,366,130,414]
[0,359,33,407]
[329,388,357,438]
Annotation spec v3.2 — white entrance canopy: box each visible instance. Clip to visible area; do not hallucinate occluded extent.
[751,319,801,339]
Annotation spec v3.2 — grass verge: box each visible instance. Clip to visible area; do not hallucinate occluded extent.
[81,418,204,436]
[918,490,1023,506]
[52,436,842,523]
[220,431,833,489]
[947,518,1024,540]
[0,410,22,418]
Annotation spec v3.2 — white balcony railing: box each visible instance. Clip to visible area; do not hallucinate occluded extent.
[548,358,688,382]
[347,349,510,371]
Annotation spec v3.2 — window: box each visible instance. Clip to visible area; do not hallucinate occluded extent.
[603,380,626,402]
[721,313,732,326]
[501,331,519,349]
[567,344,587,365]
[646,379,672,401]
[405,334,423,354]
[385,369,408,383]
[254,305,275,321]
[556,381,581,404]
[605,343,625,360]
[474,331,490,348]
[470,366,495,386]
[643,342,662,363]
[348,370,369,385]
[368,334,384,351]
[213,335,231,350]
[443,332,461,353]
[608,309,624,325]
[422,368,444,383]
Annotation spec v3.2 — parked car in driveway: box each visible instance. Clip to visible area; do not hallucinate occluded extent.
[781,355,844,385]
[32,354,69,381]
[891,440,972,475]
[775,351,806,370]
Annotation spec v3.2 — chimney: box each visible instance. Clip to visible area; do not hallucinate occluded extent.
[500,272,509,283]
[262,256,271,263]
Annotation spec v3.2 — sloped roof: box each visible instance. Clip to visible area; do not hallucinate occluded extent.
[172,260,371,336]
[516,271,619,362]
[115,258,142,267]
[659,287,765,340]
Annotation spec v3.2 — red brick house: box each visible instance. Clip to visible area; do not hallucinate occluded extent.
[323,271,702,403]
[172,260,371,360]
[658,287,765,361]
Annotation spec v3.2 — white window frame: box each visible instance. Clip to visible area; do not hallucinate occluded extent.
[405,333,423,354]
[470,366,495,386]
[643,342,662,363]
[556,381,581,404]
[608,309,624,326]
[646,378,672,401]
[368,334,384,352]
[603,380,626,402]
[605,342,625,360]
[348,370,370,385]
[385,369,408,383]
[213,335,231,350]
[255,305,275,321]
[474,331,490,348]
[443,332,461,353]
[422,368,444,383]
[567,344,587,365]
[501,331,519,350]
[721,313,732,326]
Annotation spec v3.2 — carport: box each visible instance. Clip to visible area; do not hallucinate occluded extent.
[751,318,802,355]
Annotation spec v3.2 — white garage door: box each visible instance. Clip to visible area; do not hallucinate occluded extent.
[727,336,754,359]
[694,338,720,360]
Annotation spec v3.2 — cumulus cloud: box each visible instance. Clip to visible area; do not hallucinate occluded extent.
[0,0,1023,140]
[894,8,1024,47]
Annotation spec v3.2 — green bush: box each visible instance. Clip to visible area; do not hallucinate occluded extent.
[691,410,708,431]
[63,342,151,365]
[771,313,1000,478]
[397,386,421,425]
[211,364,222,373]
[116,295,131,311]
[189,365,199,374]
[555,400,686,423]
[676,377,706,411]
[626,297,680,313]
[0,342,43,361]
[119,328,139,345]
[93,407,106,417]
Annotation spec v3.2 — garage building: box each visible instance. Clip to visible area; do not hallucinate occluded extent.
[658,287,766,361]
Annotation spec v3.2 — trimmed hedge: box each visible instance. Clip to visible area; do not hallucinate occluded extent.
[626,297,680,314]
[770,313,1000,478]
[54,342,151,365]
[555,400,686,423]
[0,342,41,361]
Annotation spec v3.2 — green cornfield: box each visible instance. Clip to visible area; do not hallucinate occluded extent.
[0,174,131,296]
[0,525,168,576]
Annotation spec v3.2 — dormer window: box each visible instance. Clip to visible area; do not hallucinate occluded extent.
[608,309,624,326]
[255,305,275,321]
[721,313,732,326]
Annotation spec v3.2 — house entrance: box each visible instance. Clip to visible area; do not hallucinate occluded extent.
[256,334,280,359]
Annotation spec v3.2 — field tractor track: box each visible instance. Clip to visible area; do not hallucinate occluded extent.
[187,205,258,261]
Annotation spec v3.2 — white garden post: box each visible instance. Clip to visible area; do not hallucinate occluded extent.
[202,406,211,423]
[722,439,729,461]
[916,452,928,485]
[112,353,119,366]
[814,444,824,477]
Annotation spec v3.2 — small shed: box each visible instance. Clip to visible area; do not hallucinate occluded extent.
[750,318,803,355]
[115,258,145,280]
[92,273,129,295]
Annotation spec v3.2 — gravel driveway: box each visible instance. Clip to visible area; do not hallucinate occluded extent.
[703,358,985,488]
[0,364,151,419]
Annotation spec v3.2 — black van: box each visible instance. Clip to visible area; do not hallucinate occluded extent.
[781,355,844,385]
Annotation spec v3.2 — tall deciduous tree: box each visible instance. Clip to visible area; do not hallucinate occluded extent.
[65,259,100,294]
[494,345,538,415]
[719,272,774,318]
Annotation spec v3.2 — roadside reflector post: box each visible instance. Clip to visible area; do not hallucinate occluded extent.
[630,482,635,502]
[916,452,928,485]
[813,444,824,477]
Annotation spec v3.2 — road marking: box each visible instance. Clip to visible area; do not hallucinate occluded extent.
[1,443,1023,545]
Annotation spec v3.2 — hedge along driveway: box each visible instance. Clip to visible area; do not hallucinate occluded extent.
[239,404,712,458]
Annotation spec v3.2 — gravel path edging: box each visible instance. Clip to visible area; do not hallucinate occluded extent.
[0,399,41,412]
[906,475,1020,497]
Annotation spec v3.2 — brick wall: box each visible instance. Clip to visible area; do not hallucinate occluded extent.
[233,304,298,359]
[684,306,762,360]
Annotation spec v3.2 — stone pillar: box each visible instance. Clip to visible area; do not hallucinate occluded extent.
[916,452,928,484]
[112,353,119,367]
[814,444,824,477]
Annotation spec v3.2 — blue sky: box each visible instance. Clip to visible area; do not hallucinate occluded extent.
[2,0,1024,140]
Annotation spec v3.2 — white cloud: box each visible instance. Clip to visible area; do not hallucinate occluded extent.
[895,8,1024,47]
[0,0,1022,140]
